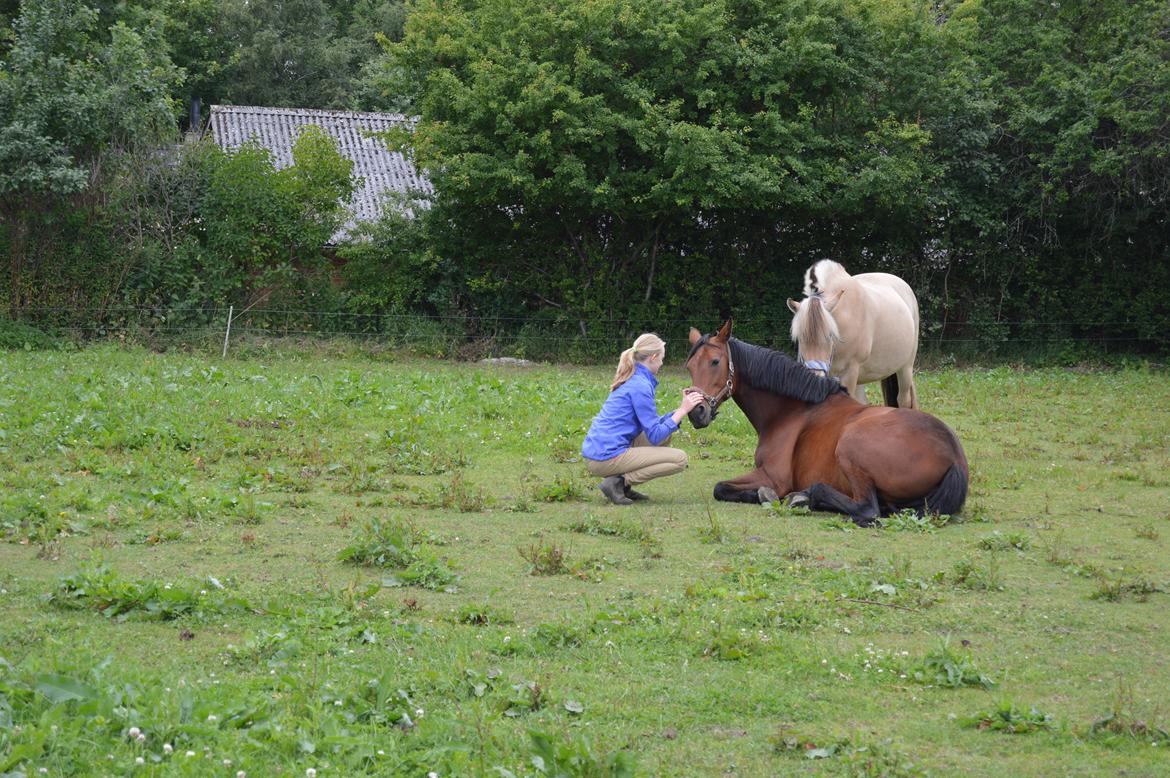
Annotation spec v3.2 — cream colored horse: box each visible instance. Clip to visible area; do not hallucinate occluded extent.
[786,259,920,409]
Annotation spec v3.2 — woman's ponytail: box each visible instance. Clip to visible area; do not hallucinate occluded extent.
[610,347,637,391]
[610,333,665,391]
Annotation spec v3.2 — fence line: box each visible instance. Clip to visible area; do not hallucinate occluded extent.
[14,304,1162,330]
[10,304,1166,361]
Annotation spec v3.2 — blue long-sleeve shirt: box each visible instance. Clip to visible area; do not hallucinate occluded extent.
[581,363,679,461]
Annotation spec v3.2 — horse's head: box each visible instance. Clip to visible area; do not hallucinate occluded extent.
[787,294,841,376]
[685,319,736,429]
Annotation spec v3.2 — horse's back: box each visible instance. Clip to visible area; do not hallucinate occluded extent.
[836,274,919,380]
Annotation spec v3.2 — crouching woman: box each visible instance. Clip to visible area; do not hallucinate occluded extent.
[581,333,705,505]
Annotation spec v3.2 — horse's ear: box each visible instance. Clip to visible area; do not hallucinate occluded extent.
[688,327,701,346]
[786,298,800,314]
[716,319,733,340]
[826,288,846,312]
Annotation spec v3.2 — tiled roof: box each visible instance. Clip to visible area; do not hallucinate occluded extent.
[206,105,432,243]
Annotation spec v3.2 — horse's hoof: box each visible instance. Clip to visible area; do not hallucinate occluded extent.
[787,491,810,508]
[757,486,780,504]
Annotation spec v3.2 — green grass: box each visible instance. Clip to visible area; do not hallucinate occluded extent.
[1,345,1168,776]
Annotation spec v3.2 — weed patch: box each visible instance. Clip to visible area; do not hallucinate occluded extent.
[1090,575,1164,602]
[564,513,654,543]
[697,509,727,544]
[518,536,569,575]
[699,623,759,661]
[771,731,925,776]
[943,555,1004,591]
[431,472,488,512]
[877,509,953,532]
[1084,683,1170,747]
[533,474,586,502]
[906,638,996,689]
[448,602,515,626]
[518,730,636,776]
[977,531,1031,551]
[961,701,1053,734]
[48,564,249,621]
[338,517,458,591]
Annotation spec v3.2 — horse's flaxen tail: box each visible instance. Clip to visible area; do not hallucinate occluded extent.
[880,374,899,407]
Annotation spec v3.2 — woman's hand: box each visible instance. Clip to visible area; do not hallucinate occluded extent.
[680,388,705,414]
[671,388,706,425]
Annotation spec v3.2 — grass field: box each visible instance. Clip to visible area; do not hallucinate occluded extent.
[1,342,1168,777]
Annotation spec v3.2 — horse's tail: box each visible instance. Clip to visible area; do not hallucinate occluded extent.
[880,374,899,407]
[888,462,968,517]
[922,463,968,517]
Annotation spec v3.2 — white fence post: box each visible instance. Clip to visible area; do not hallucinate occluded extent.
[222,305,234,358]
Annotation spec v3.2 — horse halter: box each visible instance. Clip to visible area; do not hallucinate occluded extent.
[699,340,736,418]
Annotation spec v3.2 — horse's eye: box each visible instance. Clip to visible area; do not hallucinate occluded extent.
[710,359,720,367]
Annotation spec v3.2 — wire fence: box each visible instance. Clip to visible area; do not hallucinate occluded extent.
[8,304,1168,364]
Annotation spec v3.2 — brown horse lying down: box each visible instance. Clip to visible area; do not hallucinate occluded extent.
[684,320,968,527]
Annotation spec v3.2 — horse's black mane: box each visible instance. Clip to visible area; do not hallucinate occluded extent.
[727,338,843,403]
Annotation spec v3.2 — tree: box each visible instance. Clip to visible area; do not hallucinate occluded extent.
[383,0,938,329]
[195,126,355,312]
[0,0,179,315]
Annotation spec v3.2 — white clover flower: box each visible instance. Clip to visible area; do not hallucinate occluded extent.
[428,772,438,778]
[306,769,318,778]
[238,772,247,778]
[163,743,173,755]
[415,708,424,717]
[186,751,196,757]
[223,759,232,767]
[207,714,218,722]
[135,757,145,766]
[128,727,141,739]
[136,733,146,744]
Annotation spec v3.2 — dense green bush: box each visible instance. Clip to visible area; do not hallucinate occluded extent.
[2,0,1168,359]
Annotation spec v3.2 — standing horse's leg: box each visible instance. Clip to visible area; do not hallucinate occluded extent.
[839,365,867,405]
[713,468,779,504]
[896,363,918,410]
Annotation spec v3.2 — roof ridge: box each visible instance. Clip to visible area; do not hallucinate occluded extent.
[209,104,414,122]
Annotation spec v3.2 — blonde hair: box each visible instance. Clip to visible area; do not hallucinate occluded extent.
[610,333,666,391]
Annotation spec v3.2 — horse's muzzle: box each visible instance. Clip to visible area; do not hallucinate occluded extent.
[688,403,713,429]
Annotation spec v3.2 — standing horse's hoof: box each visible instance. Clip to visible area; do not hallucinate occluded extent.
[757,486,780,504]
[787,491,810,508]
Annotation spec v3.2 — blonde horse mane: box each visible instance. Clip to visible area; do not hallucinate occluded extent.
[790,295,840,349]
[803,259,851,300]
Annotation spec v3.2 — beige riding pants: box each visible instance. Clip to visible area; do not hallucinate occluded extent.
[584,433,688,486]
